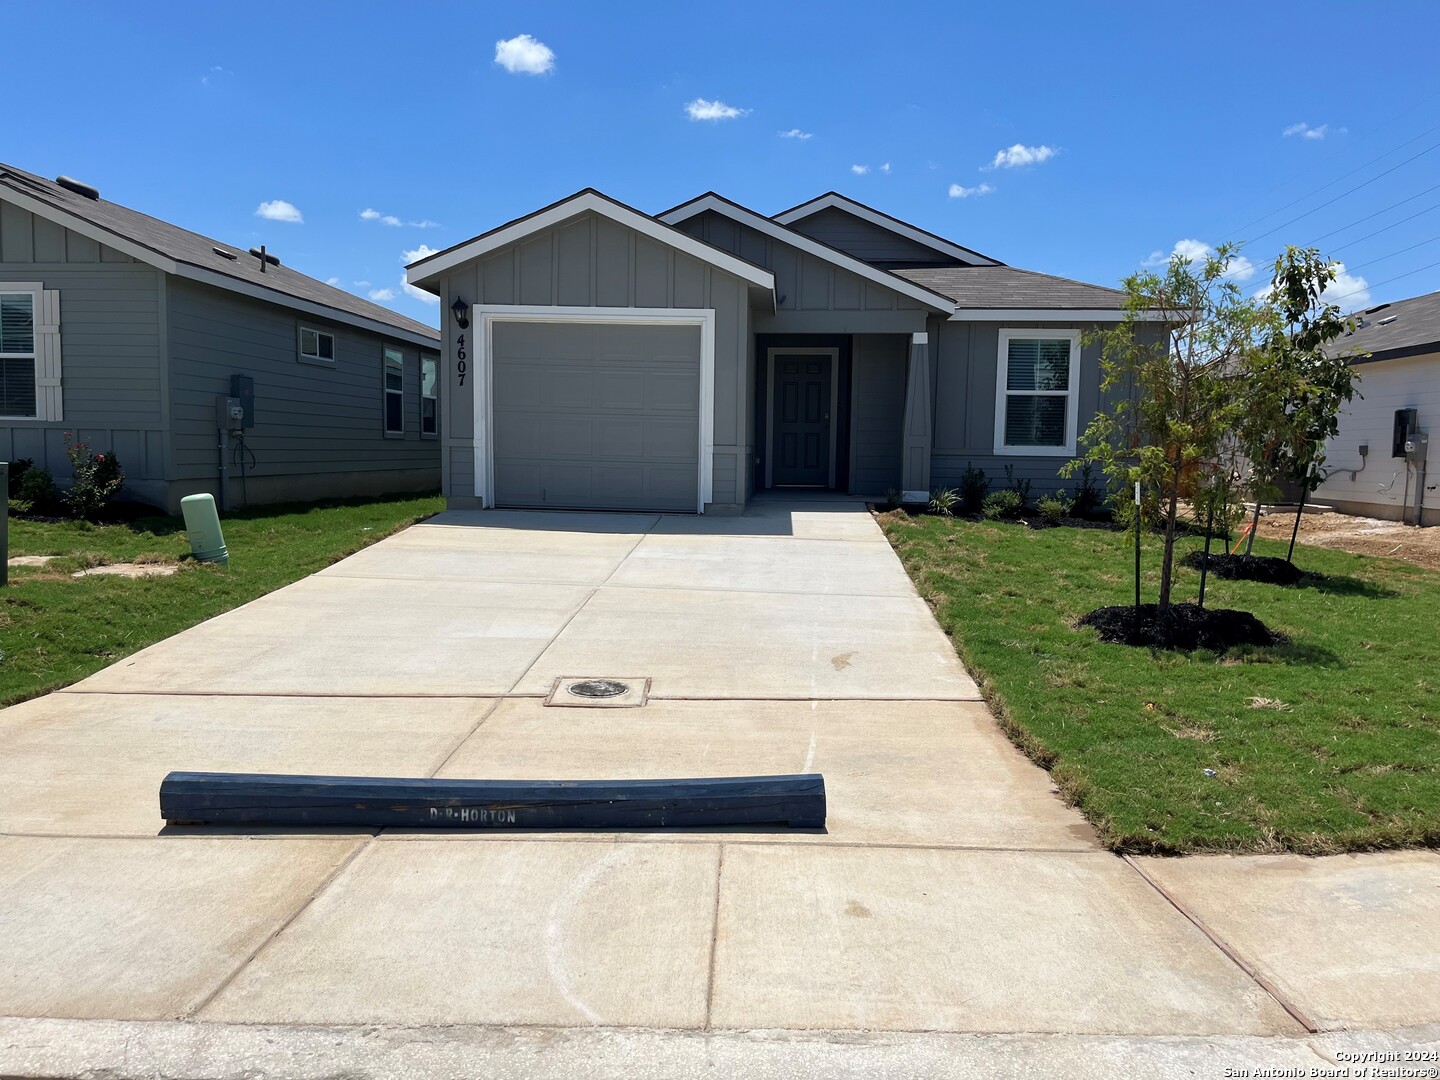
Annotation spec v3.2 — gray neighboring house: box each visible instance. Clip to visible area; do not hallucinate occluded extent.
[406,188,1134,514]
[0,164,441,512]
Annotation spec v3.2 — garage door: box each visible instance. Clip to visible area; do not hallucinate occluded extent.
[491,320,702,512]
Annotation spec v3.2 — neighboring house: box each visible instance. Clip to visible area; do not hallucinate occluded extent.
[1315,291,1438,526]
[0,164,441,512]
[406,188,1132,514]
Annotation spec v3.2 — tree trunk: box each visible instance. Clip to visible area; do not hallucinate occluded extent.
[1159,485,1181,612]
[1287,465,1313,564]
[1244,497,1262,555]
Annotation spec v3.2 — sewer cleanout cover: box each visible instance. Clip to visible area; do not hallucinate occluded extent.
[545,676,652,708]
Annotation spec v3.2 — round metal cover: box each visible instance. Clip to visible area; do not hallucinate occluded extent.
[567,678,630,699]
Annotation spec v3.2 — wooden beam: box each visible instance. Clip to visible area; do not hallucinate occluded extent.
[160,771,826,830]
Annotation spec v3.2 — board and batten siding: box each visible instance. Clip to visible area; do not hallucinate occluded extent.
[930,320,1110,494]
[674,210,929,336]
[0,200,167,501]
[783,206,962,267]
[1314,353,1439,525]
[437,209,752,509]
[165,278,440,509]
[849,334,907,494]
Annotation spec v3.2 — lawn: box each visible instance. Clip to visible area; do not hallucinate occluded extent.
[1,493,444,707]
[879,510,1440,854]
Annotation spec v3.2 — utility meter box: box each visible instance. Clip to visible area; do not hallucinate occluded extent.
[1393,408,1419,458]
[229,374,255,428]
[216,395,244,431]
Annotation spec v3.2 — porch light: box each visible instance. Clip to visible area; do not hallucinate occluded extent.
[450,296,471,329]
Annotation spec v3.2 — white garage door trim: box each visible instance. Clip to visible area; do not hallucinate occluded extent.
[474,305,715,513]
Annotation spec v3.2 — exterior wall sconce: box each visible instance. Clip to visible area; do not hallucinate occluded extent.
[451,297,471,329]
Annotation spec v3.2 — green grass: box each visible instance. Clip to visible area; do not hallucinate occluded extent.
[1,494,443,707]
[879,510,1440,854]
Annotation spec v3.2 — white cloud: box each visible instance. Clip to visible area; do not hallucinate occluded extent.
[362,208,440,228]
[325,276,341,287]
[368,287,397,302]
[1324,262,1371,309]
[494,33,554,75]
[948,182,994,199]
[1283,121,1342,140]
[360,208,381,221]
[850,164,870,175]
[402,244,440,266]
[686,97,749,121]
[880,162,892,174]
[353,280,370,287]
[1143,238,1254,281]
[200,65,229,87]
[409,219,441,229]
[402,277,439,305]
[255,199,303,223]
[986,143,1058,170]
[778,128,812,140]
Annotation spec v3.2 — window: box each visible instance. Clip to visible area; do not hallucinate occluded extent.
[994,329,1082,455]
[383,347,405,434]
[420,354,438,435]
[0,290,37,418]
[299,326,335,364]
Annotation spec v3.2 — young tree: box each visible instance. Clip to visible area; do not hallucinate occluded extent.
[1237,248,1362,559]
[1065,245,1264,612]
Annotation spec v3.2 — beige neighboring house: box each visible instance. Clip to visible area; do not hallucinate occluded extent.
[1316,290,1438,526]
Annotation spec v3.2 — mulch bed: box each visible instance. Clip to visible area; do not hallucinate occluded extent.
[1077,603,1284,651]
[1180,550,1304,585]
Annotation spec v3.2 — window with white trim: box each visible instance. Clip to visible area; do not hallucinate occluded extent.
[299,326,335,364]
[0,284,62,421]
[420,354,438,435]
[994,329,1082,455]
[383,347,405,434]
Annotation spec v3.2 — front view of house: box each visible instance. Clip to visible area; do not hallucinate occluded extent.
[406,189,1129,513]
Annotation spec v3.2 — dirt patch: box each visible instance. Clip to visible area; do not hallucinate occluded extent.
[71,563,178,579]
[1180,550,1304,584]
[1250,509,1440,572]
[7,555,56,568]
[1077,603,1283,651]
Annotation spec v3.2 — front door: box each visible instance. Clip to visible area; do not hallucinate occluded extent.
[771,354,833,487]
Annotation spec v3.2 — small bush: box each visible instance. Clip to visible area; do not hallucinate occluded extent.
[1036,489,1073,525]
[928,487,960,517]
[12,467,59,517]
[958,464,989,514]
[7,458,34,499]
[61,434,124,522]
[1069,462,1104,518]
[981,488,1025,520]
[1002,464,1032,507]
[883,487,904,510]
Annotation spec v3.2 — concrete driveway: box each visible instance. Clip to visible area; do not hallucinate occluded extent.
[1,494,1437,1076]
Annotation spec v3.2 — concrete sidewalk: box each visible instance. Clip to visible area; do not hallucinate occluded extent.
[1,494,1437,1073]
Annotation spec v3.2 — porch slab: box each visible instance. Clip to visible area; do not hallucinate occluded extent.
[67,575,593,697]
[709,845,1299,1036]
[200,840,720,1029]
[512,586,979,700]
[0,693,488,836]
[608,534,916,596]
[1135,851,1440,1030]
[651,498,886,542]
[0,835,361,1020]
[417,698,1092,850]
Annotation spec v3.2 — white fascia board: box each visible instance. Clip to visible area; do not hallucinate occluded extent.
[407,191,775,292]
[773,193,1001,267]
[950,308,1162,322]
[660,195,956,314]
[2,186,440,348]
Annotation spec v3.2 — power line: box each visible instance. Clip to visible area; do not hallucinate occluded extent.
[1343,233,1440,275]
[1325,199,1440,255]
[1305,181,1440,246]
[1317,257,1440,306]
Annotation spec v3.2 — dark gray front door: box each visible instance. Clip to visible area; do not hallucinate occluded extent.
[772,354,832,487]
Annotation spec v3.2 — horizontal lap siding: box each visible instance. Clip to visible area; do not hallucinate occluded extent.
[0,201,165,484]
[167,279,440,484]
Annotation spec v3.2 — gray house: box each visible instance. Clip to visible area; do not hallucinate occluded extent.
[406,188,1132,514]
[0,164,441,512]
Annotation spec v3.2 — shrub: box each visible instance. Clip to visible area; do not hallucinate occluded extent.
[883,487,904,511]
[1069,462,1105,518]
[7,458,34,498]
[1036,489,1073,526]
[928,487,960,517]
[981,488,1025,520]
[12,466,59,517]
[61,434,124,522]
[958,464,989,514]
[1002,463,1032,507]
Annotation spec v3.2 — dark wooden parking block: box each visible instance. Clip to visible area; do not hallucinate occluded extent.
[160,771,826,830]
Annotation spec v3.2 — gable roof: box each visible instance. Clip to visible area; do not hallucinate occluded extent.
[1336,291,1440,363]
[0,164,439,346]
[895,266,1132,320]
[405,188,775,295]
[772,192,1002,267]
[657,192,958,313]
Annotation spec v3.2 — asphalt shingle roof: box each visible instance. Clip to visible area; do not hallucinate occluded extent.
[0,164,438,342]
[1336,290,1440,362]
[893,265,1128,310]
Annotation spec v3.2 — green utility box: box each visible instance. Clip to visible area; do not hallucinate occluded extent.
[180,493,229,566]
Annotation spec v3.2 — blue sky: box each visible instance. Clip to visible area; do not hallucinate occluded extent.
[8,1,1440,323]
